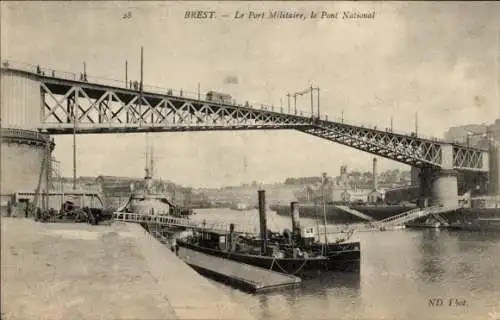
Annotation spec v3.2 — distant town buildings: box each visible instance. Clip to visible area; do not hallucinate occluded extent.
[52,176,202,209]
[444,119,500,147]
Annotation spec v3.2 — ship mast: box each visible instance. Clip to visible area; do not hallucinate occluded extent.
[321,172,328,245]
[150,144,154,179]
[144,133,153,192]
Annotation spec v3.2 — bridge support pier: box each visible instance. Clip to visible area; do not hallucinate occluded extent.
[410,167,420,187]
[431,170,459,207]
[418,168,458,208]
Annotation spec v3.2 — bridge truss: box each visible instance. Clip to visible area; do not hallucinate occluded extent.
[1,67,489,172]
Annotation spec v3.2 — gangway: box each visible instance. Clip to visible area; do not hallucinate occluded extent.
[113,212,257,235]
[335,205,375,221]
[373,205,461,228]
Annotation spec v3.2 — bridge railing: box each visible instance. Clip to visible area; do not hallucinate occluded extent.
[1,59,314,118]
[318,116,446,143]
[112,212,258,234]
[0,60,484,146]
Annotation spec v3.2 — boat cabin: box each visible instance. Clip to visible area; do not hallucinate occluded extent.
[299,226,316,246]
[192,230,231,251]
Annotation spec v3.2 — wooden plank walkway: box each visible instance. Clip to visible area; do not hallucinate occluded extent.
[177,247,302,294]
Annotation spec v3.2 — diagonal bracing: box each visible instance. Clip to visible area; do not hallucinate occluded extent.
[0,67,484,172]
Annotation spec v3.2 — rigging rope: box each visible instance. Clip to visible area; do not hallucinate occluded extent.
[268,254,310,276]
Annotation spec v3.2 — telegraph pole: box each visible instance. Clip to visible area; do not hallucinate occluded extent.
[310,85,314,118]
[45,137,50,211]
[294,94,297,115]
[125,60,128,87]
[73,101,77,190]
[139,47,144,124]
[287,93,291,113]
[317,88,320,119]
[415,111,419,136]
[140,47,144,94]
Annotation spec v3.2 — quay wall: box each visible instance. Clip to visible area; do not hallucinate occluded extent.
[1,218,255,320]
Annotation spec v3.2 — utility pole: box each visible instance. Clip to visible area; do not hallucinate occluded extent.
[140,47,144,125]
[287,93,291,113]
[45,137,51,211]
[294,93,297,115]
[310,85,314,118]
[125,60,128,87]
[317,88,320,119]
[140,46,144,94]
[73,100,77,190]
[197,82,200,100]
[341,110,344,123]
[415,111,418,136]
[83,62,86,80]
[390,116,393,132]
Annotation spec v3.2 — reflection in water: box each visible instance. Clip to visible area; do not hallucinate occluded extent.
[418,230,446,283]
[297,271,361,298]
[242,272,361,320]
[189,209,500,320]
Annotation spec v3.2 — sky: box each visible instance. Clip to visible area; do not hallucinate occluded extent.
[1,1,499,188]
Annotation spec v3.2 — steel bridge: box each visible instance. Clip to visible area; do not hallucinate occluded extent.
[0,62,489,172]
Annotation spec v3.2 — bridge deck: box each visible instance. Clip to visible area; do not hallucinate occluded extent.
[1,63,489,172]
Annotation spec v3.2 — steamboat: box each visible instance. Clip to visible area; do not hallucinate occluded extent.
[177,188,361,277]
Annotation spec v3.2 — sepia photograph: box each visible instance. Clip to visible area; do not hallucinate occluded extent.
[1,1,499,320]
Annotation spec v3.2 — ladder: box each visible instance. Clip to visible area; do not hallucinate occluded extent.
[374,207,429,228]
[374,204,461,228]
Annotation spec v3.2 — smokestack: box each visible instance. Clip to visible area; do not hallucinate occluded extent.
[228,223,235,252]
[290,201,300,235]
[258,190,268,255]
[372,157,378,191]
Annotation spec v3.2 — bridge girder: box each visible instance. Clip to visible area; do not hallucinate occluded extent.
[40,78,313,132]
[0,67,488,172]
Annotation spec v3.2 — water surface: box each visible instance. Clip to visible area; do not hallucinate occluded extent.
[190,209,500,320]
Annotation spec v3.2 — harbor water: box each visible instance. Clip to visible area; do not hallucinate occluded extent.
[189,208,500,320]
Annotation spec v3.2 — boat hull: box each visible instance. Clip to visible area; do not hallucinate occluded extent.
[408,207,500,231]
[270,203,415,223]
[177,240,360,276]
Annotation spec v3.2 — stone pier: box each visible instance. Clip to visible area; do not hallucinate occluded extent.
[1,218,255,320]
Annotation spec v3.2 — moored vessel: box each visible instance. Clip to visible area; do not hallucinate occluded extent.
[270,202,416,223]
[116,139,194,218]
[177,188,361,277]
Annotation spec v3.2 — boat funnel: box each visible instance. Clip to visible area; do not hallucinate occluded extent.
[228,223,235,251]
[258,190,268,255]
[290,201,301,234]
